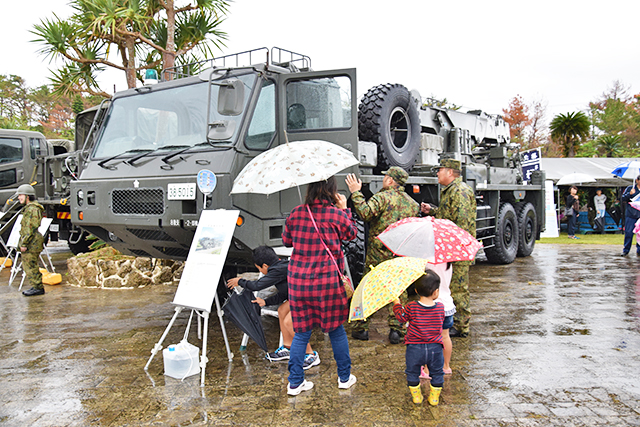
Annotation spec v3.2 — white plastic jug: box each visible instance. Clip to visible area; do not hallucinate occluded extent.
[163,340,200,379]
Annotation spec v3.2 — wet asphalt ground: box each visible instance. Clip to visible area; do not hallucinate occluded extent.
[1,242,639,426]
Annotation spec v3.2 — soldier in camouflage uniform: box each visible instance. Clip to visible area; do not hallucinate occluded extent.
[16,185,46,296]
[421,159,476,337]
[345,167,420,343]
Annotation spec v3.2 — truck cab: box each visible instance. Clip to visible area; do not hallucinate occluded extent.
[0,129,50,204]
[71,48,358,263]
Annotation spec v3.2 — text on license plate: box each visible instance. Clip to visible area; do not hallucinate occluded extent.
[167,183,196,200]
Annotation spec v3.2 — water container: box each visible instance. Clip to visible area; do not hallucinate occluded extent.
[163,340,200,379]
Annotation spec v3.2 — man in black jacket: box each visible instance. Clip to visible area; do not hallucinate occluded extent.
[620,176,640,256]
[226,246,320,369]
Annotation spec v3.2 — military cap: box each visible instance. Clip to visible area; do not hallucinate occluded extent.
[15,184,36,196]
[383,166,409,186]
[434,158,461,171]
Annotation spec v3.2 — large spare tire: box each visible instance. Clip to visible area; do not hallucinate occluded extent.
[358,83,421,172]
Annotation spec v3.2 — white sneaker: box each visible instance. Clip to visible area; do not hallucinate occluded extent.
[287,379,314,396]
[303,351,321,370]
[338,374,357,389]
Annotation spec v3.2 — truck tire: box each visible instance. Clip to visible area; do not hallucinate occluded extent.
[358,83,421,172]
[342,215,366,288]
[515,202,536,257]
[484,202,519,264]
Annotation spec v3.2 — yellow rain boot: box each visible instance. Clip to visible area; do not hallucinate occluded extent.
[409,385,423,404]
[428,384,442,406]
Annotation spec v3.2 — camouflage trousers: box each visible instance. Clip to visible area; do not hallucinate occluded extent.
[451,261,470,333]
[22,251,43,290]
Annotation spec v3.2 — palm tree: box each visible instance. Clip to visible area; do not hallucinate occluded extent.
[597,134,623,157]
[31,0,229,96]
[550,111,591,157]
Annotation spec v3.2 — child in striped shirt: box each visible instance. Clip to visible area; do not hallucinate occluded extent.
[393,270,445,405]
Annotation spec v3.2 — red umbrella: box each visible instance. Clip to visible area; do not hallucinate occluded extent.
[377,217,481,263]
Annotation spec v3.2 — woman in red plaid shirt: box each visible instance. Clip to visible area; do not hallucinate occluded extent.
[282,176,358,395]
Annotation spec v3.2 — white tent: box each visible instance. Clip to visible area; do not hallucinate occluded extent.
[541,157,639,187]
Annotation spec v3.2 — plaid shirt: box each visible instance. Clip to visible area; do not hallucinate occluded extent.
[282,200,357,333]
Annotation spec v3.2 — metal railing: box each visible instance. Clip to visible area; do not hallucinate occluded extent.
[162,47,312,81]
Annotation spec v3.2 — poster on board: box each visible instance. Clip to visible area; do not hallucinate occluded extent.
[172,209,239,312]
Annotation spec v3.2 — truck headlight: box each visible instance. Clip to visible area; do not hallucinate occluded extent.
[77,190,84,206]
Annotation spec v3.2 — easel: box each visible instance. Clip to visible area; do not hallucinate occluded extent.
[1,216,55,290]
[144,208,239,387]
[144,277,234,387]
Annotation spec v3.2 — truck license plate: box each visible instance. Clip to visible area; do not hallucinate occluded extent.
[167,183,196,200]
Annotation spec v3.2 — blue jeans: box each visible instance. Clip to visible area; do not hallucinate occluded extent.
[405,343,444,388]
[623,216,640,254]
[567,214,577,236]
[287,324,351,387]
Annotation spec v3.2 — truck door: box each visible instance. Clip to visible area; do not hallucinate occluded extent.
[276,68,358,215]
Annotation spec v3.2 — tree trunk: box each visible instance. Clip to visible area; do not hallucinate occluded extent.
[567,136,575,158]
[163,0,176,80]
[125,37,137,89]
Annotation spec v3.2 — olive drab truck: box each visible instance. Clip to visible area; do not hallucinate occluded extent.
[0,129,95,254]
[70,47,545,279]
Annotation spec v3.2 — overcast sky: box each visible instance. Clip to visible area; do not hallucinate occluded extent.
[2,0,640,123]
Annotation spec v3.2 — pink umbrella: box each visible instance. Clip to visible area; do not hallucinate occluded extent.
[377,217,482,263]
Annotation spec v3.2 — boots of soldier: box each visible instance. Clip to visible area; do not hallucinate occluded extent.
[428,384,442,406]
[23,287,45,296]
[409,385,423,404]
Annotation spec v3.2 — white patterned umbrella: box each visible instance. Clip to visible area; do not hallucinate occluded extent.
[230,140,359,195]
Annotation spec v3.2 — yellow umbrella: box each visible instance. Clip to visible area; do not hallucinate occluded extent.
[349,257,428,322]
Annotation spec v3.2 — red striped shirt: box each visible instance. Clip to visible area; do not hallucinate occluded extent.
[393,301,444,345]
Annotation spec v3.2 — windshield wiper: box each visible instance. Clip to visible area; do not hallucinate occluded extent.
[125,145,191,166]
[98,149,153,169]
[161,141,216,164]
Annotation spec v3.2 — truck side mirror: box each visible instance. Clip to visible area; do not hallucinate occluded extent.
[208,120,237,141]
[217,79,244,116]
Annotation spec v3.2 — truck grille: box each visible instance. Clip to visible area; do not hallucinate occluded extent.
[112,188,164,215]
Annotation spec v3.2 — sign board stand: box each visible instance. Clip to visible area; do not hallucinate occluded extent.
[540,180,560,238]
[144,209,239,387]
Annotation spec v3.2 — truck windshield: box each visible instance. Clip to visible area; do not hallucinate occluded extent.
[91,74,255,159]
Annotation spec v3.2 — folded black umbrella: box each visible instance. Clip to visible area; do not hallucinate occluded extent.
[222,289,268,352]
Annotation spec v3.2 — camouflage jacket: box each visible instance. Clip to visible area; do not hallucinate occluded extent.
[431,177,476,236]
[19,202,45,252]
[351,186,420,269]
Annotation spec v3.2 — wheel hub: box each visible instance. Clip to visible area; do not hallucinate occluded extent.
[388,107,410,150]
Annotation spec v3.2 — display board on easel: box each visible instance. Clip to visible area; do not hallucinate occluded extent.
[6,215,54,248]
[172,209,239,312]
[145,208,239,386]
[3,215,56,288]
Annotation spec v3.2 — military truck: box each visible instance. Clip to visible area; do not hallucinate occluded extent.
[0,129,95,254]
[70,47,545,277]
